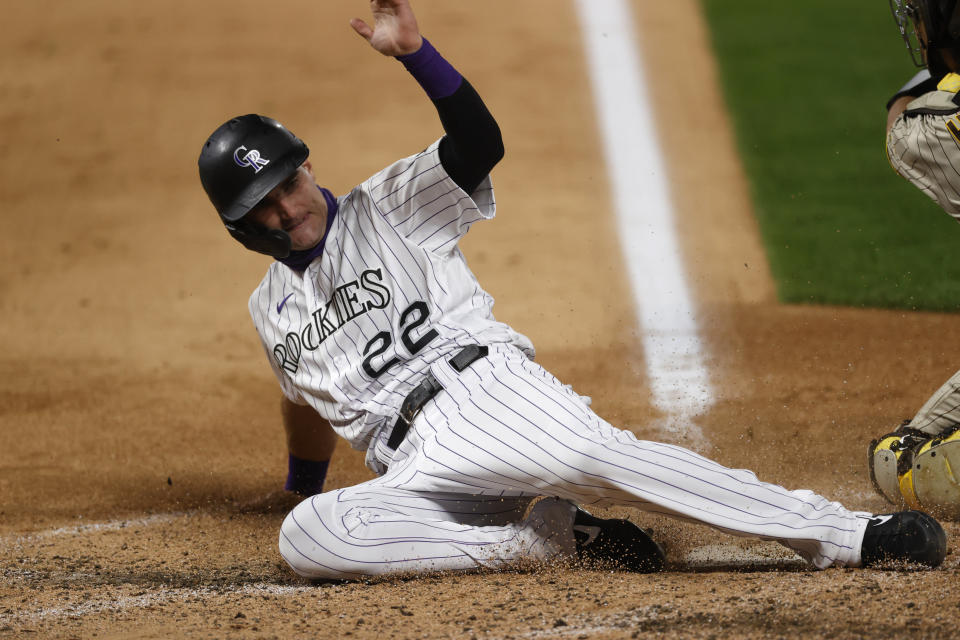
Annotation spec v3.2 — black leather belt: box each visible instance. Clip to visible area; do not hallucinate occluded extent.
[386,344,489,450]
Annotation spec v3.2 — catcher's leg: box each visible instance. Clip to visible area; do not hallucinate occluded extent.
[278,486,575,580]
[868,368,960,505]
[907,367,960,436]
[870,424,960,519]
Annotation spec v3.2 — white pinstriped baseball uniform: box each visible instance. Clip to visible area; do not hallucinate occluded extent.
[252,139,872,579]
[886,72,960,436]
[887,72,960,218]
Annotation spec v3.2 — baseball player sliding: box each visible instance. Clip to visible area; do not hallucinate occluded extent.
[879,0,960,519]
[198,0,945,579]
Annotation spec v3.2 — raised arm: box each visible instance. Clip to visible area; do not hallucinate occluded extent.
[351,0,503,194]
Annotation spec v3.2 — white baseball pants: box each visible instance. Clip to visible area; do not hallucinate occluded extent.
[279,345,870,579]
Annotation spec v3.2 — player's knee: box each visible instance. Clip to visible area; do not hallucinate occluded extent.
[278,494,360,580]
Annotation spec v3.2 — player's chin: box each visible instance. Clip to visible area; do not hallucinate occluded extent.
[288,225,324,252]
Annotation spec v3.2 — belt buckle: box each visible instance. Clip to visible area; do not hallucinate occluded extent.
[398,403,416,425]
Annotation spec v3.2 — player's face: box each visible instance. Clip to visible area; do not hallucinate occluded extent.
[247,161,328,251]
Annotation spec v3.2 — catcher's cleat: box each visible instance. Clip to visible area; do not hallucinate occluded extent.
[573,508,665,572]
[860,510,947,568]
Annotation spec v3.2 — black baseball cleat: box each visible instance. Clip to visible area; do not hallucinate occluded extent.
[573,508,665,572]
[860,510,947,568]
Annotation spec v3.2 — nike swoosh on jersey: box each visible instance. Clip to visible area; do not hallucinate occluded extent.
[277,293,294,314]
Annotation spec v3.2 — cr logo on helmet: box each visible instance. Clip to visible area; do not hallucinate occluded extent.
[233,145,270,173]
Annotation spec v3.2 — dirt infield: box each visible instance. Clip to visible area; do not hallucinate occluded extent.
[4,1,960,638]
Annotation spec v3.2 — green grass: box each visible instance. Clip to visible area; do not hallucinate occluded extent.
[700,0,960,310]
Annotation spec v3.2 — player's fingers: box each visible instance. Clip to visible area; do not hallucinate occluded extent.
[371,0,404,10]
[349,17,373,41]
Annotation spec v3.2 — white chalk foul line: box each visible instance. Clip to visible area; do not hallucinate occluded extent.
[575,0,713,441]
[1,511,194,545]
[4,582,315,626]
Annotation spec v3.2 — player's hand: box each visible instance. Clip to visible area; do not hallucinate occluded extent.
[350,0,423,57]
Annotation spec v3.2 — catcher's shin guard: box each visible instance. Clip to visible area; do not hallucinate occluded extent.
[907,428,960,519]
[869,424,926,506]
[869,424,960,518]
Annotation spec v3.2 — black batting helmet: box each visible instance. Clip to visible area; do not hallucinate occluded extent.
[891,0,960,75]
[198,114,309,258]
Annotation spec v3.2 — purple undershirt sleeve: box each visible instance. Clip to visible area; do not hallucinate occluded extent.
[396,37,463,100]
[284,453,330,496]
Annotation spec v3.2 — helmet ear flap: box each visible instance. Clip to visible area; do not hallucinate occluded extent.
[223,218,292,259]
